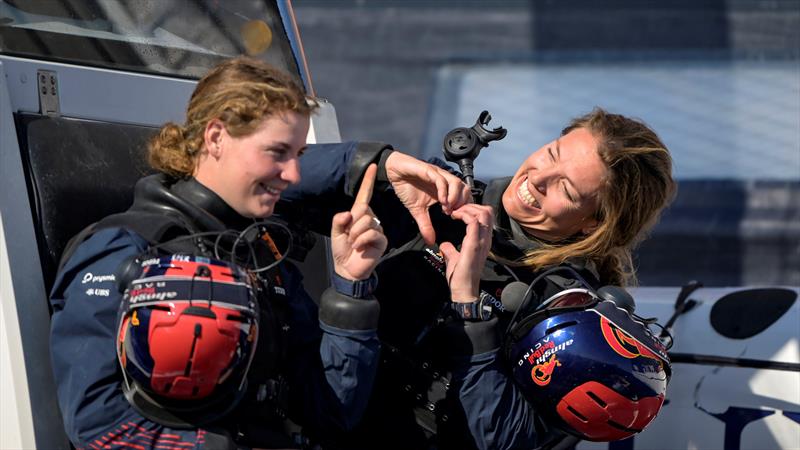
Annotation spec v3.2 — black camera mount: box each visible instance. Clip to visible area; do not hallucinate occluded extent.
[442,110,507,193]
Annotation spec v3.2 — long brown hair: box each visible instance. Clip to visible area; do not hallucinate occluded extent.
[148,57,317,177]
[519,108,676,286]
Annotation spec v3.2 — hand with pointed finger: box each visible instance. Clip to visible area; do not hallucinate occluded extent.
[385,152,473,246]
[439,204,494,302]
[332,163,388,281]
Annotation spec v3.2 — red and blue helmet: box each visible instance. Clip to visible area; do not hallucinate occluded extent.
[116,254,259,427]
[504,284,671,442]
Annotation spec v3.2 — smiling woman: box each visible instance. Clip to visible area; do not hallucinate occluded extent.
[513,108,676,286]
[48,57,389,450]
[146,58,316,220]
[194,112,308,218]
[502,127,607,242]
[269,106,676,449]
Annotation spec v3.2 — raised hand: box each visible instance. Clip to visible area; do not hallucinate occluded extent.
[331,163,388,281]
[385,152,472,245]
[439,204,494,302]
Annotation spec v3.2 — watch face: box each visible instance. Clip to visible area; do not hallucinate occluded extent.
[452,299,493,321]
[463,303,478,320]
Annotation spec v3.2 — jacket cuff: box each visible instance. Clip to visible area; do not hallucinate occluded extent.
[345,141,394,196]
[319,287,380,330]
[441,317,501,357]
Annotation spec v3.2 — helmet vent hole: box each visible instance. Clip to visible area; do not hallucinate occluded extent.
[150,305,171,312]
[566,406,588,423]
[546,320,577,335]
[164,382,172,393]
[607,419,641,433]
[226,314,248,323]
[195,265,211,277]
[586,391,607,407]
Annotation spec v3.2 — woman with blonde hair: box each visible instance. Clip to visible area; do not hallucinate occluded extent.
[279,107,675,449]
[50,57,389,449]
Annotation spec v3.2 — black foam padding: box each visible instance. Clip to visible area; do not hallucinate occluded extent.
[15,113,157,293]
[710,288,797,339]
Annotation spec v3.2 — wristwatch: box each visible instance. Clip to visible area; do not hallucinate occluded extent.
[331,272,378,299]
[450,291,496,321]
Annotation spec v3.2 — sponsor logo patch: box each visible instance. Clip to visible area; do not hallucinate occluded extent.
[519,338,574,366]
[600,316,660,360]
[532,354,561,386]
[85,288,110,297]
[81,272,116,284]
[128,286,178,303]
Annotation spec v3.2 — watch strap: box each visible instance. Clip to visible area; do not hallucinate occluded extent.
[450,294,494,321]
[331,272,378,299]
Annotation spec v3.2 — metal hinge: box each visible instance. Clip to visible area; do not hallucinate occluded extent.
[37,69,60,117]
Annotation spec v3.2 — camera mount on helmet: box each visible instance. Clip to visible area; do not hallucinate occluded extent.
[442,110,507,195]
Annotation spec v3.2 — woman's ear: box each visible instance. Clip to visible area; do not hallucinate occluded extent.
[581,218,600,236]
[203,119,225,159]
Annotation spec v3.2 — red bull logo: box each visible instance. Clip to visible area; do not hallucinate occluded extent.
[527,341,555,364]
[532,354,561,386]
[600,316,659,360]
[518,338,574,366]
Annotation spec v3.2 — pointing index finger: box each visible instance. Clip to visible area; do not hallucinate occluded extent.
[355,163,378,205]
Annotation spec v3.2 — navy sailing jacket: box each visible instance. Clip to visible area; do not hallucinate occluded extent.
[50,169,381,450]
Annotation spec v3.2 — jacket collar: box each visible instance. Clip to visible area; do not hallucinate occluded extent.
[131,174,254,232]
[172,177,254,231]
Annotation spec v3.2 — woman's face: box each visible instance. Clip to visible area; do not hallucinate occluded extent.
[501,127,607,241]
[198,111,309,219]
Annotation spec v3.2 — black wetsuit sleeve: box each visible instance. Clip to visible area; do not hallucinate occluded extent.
[278,141,422,248]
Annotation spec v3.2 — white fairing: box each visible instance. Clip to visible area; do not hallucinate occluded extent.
[579,287,800,450]
[308,99,342,144]
[0,58,67,450]
[0,223,36,450]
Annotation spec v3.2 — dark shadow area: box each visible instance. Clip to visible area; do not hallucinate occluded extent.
[14,113,156,295]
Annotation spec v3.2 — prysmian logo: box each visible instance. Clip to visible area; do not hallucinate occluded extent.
[81,272,116,284]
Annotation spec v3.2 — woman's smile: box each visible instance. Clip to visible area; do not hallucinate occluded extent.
[515,176,541,211]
